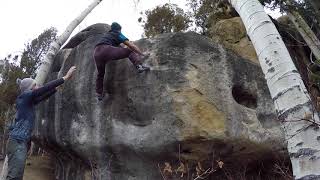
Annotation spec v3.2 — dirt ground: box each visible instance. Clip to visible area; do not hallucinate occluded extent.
[0,155,55,180]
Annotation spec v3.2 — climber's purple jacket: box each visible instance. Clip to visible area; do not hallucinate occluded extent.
[96,31,129,47]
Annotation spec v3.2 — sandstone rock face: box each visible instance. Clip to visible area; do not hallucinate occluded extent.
[209,17,259,64]
[36,24,286,179]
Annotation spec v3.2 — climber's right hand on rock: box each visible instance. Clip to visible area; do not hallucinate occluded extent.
[63,66,77,81]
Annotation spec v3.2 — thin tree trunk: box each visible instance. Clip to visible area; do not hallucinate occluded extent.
[35,0,103,85]
[0,134,3,157]
[0,157,8,180]
[1,122,7,158]
[1,121,5,157]
[229,0,320,179]
[285,1,320,63]
[0,120,6,180]
[0,108,14,180]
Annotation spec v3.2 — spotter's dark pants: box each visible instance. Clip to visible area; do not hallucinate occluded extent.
[6,138,28,180]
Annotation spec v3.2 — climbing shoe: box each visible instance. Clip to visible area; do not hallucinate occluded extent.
[136,64,150,73]
[97,93,104,101]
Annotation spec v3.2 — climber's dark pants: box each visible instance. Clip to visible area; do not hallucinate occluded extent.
[93,44,141,95]
[6,138,28,180]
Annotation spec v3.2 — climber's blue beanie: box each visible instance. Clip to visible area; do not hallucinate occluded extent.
[110,22,122,32]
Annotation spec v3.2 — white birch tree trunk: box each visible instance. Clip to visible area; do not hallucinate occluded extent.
[285,2,320,62]
[1,1,103,179]
[35,0,103,85]
[0,156,8,180]
[229,0,320,179]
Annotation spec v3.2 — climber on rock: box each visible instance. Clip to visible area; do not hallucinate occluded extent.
[5,66,76,180]
[93,22,150,101]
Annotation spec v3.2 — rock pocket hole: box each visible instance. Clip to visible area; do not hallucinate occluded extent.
[182,149,192,154]
[232,85,257,109]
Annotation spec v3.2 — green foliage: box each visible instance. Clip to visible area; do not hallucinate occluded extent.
[261,0,320,57]
[20,27,57,77]
[0,56,26,131]
[0,27,57,131]
[260,0,318,28]
[139,1,238,37]
[0,57,26,105]
[187,0,238,35]
[259,0,305,12]
[139,3,192,38]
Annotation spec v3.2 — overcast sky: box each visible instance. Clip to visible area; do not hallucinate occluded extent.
[0,0,281,60]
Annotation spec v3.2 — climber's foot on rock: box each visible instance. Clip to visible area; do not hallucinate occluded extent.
[97,93,104,101]
[136,64,150,73]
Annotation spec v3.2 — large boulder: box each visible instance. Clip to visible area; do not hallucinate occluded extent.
[62,23,110,49]
[35,24,287,180]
